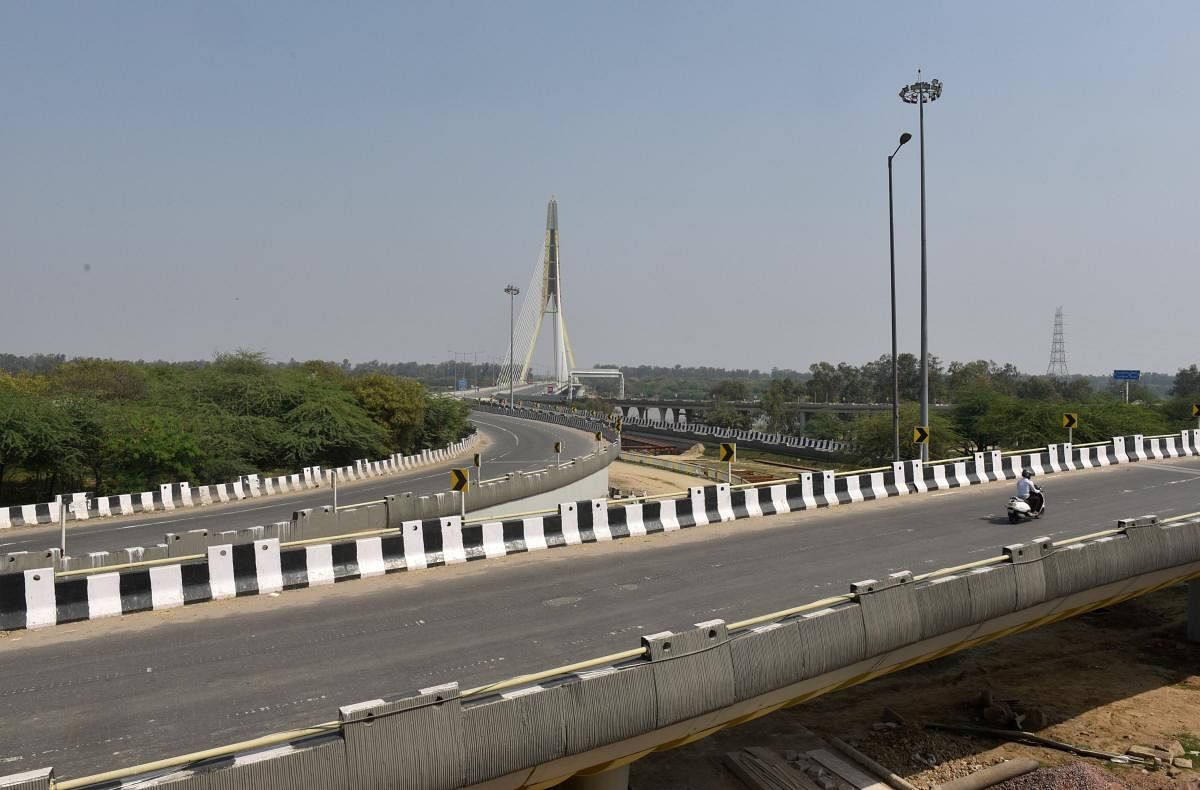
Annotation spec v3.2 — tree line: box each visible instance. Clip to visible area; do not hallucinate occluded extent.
[692,358,1200,466]
[0,352,472,505]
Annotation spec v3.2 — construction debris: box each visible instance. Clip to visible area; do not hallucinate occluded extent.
[931,758,1039,790]
[723,747,826,790]
[828,735,919,790]
[925,722,1138,763]
[724,743,901,790]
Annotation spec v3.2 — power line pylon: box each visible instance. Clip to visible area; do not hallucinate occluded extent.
[1047,306,1068,377]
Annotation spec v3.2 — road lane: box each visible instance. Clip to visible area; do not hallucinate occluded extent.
[0,411,597,556]
[1,455,1198,777]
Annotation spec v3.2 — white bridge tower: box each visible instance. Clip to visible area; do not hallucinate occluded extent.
[499,198,576,389]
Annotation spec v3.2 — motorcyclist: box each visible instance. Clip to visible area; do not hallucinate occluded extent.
[1017,468,1043,513]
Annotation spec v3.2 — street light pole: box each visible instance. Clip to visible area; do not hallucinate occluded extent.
[504,284,520,407]
[900,73,942,462]
[888,132,912,463]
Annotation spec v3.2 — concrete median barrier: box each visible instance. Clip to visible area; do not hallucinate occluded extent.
[729,620,806,700]
[341,684,463,790]
[852,572,921,655]
[642,620,736,727]
[463,683,568,784]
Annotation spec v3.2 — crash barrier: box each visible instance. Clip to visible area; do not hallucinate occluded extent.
[2,430,1196,631]
[617,451,750,486]
[471,401,619,442]
[480,399,848,459]
[620,415,848,459]
[22,515,1200,790]
[0,433,480,530]
[0,444,620,630]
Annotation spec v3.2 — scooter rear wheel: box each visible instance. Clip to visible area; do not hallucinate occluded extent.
[1008,511,1021,524]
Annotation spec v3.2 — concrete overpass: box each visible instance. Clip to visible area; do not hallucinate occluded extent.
[519,394,952,429]
[2,424,1198,787]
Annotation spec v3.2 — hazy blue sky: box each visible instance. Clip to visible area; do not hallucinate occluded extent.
[3,2,1197,376]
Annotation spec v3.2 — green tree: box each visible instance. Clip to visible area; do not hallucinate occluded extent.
[108,408,202,489]
[0,389,38,499]
[420,396,471,448]
[1170,365,1200,398]
[760,378,805,432]
[62,397,124,495]
[352,374,427,453]
[708,378,750,402]
[279,392,391,468]
[50,358,151,402]
[846,403,961,465]
[803,412,845,441]
[806,362,842,402]
[1015,376,1060,402]
[701,402,753,430]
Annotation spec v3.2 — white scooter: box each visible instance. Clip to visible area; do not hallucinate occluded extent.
[1007,486,1045,524]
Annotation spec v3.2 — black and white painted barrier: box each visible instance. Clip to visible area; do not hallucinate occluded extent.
[0,434,479,531]
[487,399,847,459]
[2,430,1197,632]
[620,414,849,456]
[13,517,1200,789]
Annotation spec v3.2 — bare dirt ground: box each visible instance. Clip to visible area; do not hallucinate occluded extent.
[631,584,1200,790]
[608,460,712,497]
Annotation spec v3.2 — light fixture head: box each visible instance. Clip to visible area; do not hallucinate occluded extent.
[899,132,913,145]
[899,78,943,104]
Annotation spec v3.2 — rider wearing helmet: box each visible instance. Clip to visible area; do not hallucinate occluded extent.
[1017,467,1043,513]
[1017,467,1037,500]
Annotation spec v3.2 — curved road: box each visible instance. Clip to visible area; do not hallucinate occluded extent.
[1,454,1198,778]
[0,411,597,557]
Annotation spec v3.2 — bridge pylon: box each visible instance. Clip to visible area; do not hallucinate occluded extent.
[499,198,576,390]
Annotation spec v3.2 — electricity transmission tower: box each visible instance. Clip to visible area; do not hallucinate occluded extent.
[1047,306,1068,377]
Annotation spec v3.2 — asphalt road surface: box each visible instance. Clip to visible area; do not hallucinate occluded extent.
[1,454,1198,779]
[0,410,597,557]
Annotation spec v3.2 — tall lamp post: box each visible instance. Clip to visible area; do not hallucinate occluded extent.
[504,284,520,407]
[899,73,942,462]
[888,131,912,462]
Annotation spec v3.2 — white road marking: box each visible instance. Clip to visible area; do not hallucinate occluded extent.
[1136,463,1200,475]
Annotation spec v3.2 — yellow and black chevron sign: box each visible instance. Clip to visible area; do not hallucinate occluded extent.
[554,441,562,453]
[720,442,736,462]
[1193,403,1200,417]
[913,425,930,444]
[473,452,481,467]
[450,468,469,493]
[594,431,603,442]
[1062,413,1078,429]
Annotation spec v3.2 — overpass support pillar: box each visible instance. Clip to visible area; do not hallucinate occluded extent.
[560,764,630,790]
[797,410,807,430]
[677,408,686,425]
[1189,579,1200,643]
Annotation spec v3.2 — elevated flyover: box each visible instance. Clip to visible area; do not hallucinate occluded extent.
[0,410,597,558]
[2,433,1198,786]
[520,393,952,429]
